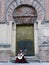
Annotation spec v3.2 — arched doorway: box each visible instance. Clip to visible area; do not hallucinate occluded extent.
[13,5,37,56]
[6,0,44,57]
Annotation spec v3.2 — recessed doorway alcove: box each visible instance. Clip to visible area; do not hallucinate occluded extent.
[12,5,38,56]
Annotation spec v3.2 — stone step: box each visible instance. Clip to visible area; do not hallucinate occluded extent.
[25,56,40,62]
[10,55,40,63]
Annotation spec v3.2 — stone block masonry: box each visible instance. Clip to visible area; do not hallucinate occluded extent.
[0,50,11,62]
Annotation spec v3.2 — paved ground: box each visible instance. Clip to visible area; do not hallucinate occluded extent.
[0,62,49,65]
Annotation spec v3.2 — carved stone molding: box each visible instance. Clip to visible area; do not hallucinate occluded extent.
[6,0,45,23]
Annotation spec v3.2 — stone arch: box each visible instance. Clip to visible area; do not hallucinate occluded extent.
[13,4,37,24]
[6,0,45,23]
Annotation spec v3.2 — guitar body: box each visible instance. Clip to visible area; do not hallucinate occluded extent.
[17,53,24,60]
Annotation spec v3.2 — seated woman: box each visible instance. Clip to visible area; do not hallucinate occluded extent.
[15,50,27,63]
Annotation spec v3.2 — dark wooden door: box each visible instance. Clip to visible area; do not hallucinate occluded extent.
[16,25,34,56]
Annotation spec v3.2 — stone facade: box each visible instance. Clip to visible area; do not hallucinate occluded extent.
[0,50,11,62]
[0,0,49,62]
[39,42,49,62]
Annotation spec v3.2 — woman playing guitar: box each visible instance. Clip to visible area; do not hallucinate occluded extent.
[15,49,27,63]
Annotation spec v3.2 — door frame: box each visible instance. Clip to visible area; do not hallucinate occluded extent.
[11,22,39,56]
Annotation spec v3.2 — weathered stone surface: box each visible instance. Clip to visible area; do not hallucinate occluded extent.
[39,42,49,62]
[0,50,11,62]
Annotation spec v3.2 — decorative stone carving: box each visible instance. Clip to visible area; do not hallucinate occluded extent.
[13,5,37,24]
[6,0,44,23]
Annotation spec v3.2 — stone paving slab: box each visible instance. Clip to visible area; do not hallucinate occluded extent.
[0,63,49,65]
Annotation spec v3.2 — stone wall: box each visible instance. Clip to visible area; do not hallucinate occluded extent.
[0,0,49,62]
[38,23,49,45]
[39,42,49,62]
[0,24,7,44]
[0,50,11,62]
[0,0,6,22]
